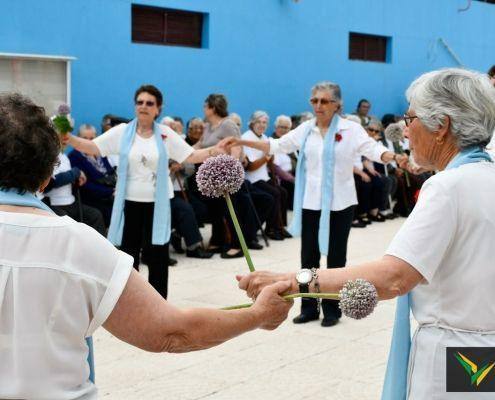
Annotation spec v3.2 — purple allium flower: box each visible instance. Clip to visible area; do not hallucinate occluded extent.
[339,279,378,319]
[57,103,71,115]
[196,154,244,198]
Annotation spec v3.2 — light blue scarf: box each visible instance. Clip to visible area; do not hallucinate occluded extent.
[288,116,340,256]
[381,146,493,400]
[107,119,170,246]
[0,188,96,383]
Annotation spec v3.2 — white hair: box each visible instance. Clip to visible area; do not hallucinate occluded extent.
[249,110,269,130]
[275,115,292,127]
[406,68,495,148]
[160,116,175,126]
[78,124,96,135]
[311,81,342,105]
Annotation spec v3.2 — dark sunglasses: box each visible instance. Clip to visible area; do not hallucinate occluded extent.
[136,100,156,107]
[367,128,380,133]
[309,97,336,106]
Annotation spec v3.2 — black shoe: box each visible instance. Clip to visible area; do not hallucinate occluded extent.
[168,257,178,266]
[281,228,293,238]
[247,240,263,250]
[206,246,223,254]
[369,213,386,222]
[170,231,184,254]
[351,219,367,228]
[221,249,243,259]
[321,318,339,327]
[186,247,214,259]
[360,216,372,225]
[292,313,319,324]
[266,230,284,241]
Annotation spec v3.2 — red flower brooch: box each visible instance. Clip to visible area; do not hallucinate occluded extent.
[335,133,343,142]
[161,134,167,140]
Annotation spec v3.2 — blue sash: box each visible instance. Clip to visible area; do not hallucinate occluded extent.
[288,116,340,256]
[0,188,96,383]
[381,146,492,399]
[107,119,170,246]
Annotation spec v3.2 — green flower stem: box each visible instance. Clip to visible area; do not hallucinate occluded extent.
[225,192,255,272]
[221,292,340,310]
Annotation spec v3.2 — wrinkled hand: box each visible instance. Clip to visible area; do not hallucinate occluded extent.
[251,281,294,330]
[218,136,241,152]
[78,171,87,186]
[361,172,371,183]
[395,154,409,169]
[237,271,295,299]
[169,162,182,173]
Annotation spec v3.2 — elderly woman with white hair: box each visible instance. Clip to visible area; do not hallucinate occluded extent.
[242,111,289,240]
[229,82,399,327]
[236,68,495,398]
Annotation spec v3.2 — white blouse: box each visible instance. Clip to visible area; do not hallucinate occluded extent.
[0,211,133,399]
[93,123,194,202]
[386,162,495,398]
[242,130,270,183]
[269,118,388,211]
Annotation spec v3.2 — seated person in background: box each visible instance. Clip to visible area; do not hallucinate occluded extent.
[185,117,205,146]
[44,135,106,236]
[272,115,295,208]
[68,124,116,227]
[353,99,375,127]
[242,111,289,241]
[169,161,212,259]
[172,116,186,139]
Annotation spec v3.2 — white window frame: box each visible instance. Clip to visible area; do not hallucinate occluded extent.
[0,52,76,108]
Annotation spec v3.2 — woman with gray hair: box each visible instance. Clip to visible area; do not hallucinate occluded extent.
[236,68,495,398]
[227,81,398,327]
[242,111,289,240]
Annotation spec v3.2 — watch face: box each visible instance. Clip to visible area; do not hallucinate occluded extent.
[297,269,313,285]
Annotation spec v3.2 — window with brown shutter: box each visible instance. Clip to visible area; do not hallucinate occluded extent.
[132,4,205,48]
[349,32,389,63]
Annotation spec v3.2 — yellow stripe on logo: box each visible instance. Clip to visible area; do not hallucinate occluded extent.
[458,352,478,373]
[477,362,495,386]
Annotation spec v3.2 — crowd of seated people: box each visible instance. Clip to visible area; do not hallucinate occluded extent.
[57,96,435,265]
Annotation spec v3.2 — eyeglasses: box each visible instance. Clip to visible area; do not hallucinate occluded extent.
[276,126,291,130]
[367,128,380,134]
[403,114,418,127]
[136,100,156,107]
[309,97,336,106]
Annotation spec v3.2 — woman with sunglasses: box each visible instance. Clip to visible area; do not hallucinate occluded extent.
[68,85,226,299]
[224,81,400,327]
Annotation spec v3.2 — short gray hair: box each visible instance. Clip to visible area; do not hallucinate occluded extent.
[249,110,269,130]
[406,68,495,148]
[275,115,292,127]
[311,81,342,105]
[78,124,96,136]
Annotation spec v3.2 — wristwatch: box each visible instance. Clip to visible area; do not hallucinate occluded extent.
[296,268,313,293]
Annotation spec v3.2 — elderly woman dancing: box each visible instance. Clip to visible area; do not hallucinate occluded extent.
[227,81,399,327]
[68,85,226,298]
[236,68,495,399]
[0,93,292,399]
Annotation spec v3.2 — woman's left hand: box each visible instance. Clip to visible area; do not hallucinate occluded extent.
[237,271,296,299]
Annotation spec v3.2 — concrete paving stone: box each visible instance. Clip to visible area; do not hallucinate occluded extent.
[94,217,406,399]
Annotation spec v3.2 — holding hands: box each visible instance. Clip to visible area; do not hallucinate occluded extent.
[250,280,294,330]
[237,271,296,300]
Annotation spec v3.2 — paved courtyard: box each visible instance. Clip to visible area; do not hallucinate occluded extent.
[94,217,406,400]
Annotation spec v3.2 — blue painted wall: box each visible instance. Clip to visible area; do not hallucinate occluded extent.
[1,0,494,132]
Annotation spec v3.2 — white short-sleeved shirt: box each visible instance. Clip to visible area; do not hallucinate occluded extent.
[386,162,495,398]
[46,153,75,206]
[274,152,292,173]
[93,123,194,202]
[242,130,270,183]
[269,118,388,211]
[0,211,133,399]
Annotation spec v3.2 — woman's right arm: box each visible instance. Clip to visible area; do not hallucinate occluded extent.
[67,134,101,157]
[103,270,293,353]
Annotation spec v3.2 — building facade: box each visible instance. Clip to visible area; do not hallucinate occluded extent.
[1,0,494,132]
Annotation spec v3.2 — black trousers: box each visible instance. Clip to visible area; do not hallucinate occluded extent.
[51,198,106,236]
[253,180,288,230]
[171,195,202,247]
[300,206,355,319]
[121,201,169,299]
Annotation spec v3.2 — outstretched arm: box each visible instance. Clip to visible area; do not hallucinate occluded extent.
[67,134,101,157]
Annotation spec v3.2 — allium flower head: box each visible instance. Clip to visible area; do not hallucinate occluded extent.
[57,104,71,115]
[339,279,378,319]
[196,154,244,198]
